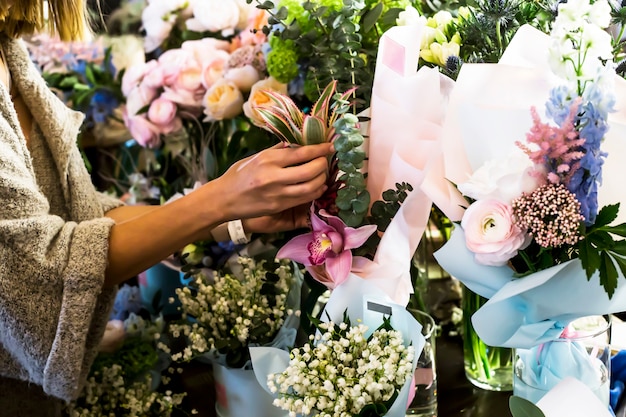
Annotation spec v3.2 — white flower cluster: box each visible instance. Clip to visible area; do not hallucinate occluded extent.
[548,0,613,83]
[65,364,188,417]
[268,320,415,417]
[170,257,297,362]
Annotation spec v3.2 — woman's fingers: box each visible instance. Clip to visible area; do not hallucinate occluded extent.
[271,142,334,167]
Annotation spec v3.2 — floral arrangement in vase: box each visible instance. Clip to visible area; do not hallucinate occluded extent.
[433,0,626,407]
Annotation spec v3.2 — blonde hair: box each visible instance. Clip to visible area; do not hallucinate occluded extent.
[0,0,92,41]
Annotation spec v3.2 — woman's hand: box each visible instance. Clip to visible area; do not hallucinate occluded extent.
[242,203,312,235]
[212,143,333,221]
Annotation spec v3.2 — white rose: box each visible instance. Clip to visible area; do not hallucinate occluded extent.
[141,1,177,52]
[187,0,240,37]
[457,150,542,204]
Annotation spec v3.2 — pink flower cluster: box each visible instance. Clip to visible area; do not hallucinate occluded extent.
[516,98,585,186]
[512,183,583,248]
[26,34,105,74]
[122,8,278,148]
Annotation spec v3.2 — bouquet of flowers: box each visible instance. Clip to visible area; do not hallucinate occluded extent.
[251,277,425,417]
[65,296,187,417]
[432,0,626,405]
[269,314,415,416]
[120,0,282,201]
[25,33,140,148]
[167,255,302,369]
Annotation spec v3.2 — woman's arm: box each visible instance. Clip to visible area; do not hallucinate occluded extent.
[102,143,332,287]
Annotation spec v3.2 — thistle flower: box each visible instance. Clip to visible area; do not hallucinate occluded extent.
[512,183,584,248]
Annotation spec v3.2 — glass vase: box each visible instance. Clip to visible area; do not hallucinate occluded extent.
[462,285,513,391]
[513,315,611,405]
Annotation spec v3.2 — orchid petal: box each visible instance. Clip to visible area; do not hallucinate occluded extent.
[276,234,315,265]
[343,224,378,250]
[311,211,335,233]
[319,210,347,234]
[326,250,353,287]
[305,265,336,290]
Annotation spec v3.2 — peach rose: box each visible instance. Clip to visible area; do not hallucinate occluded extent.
[202,79,244,121]
[243,77,288,126]
[461,199,529,266]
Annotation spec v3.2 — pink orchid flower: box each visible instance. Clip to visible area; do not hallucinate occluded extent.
[277,210,377,289]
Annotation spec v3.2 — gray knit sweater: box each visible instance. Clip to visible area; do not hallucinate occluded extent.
[0,35,123,413]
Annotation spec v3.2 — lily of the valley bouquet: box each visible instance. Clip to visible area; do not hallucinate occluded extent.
[433,0,626,405]
[166,255,302,369]
[250,278,424,417]
[66,300,186,417]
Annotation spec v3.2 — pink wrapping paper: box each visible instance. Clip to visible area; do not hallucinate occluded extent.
[353,23,456,305]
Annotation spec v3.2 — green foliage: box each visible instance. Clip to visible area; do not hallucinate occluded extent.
[578,203,626,298]
[250,0,413,110]
[91,336,160,382]
[455,0,555,64]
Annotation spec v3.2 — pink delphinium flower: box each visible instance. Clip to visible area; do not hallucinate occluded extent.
[461,199,530,266]
[277,210,377,289]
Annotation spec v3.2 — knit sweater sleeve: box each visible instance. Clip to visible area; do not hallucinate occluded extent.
[0,122,119,401]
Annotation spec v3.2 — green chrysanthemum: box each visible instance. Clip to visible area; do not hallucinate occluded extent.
[266,37,300,83]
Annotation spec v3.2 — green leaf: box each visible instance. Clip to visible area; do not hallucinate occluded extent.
[603,222,626,237]
[256,108,302,143]
[302,115,326,145]
[592,203,620,229]
[600,251,618,298]
[579,238,601,278]
[509,396,545,417]
[311,80,337,119]
[362,2,384,33]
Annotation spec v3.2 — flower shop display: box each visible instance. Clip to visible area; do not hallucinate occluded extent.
[434,0,626,406]
[166,255,301,417]
[121,0,280,202]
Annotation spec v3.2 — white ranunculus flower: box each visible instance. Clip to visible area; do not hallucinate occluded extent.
[458,149,542,204]
[187,0,240,37]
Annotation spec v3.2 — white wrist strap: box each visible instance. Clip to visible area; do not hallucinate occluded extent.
[227,219,250,244]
